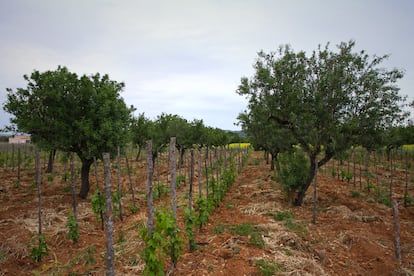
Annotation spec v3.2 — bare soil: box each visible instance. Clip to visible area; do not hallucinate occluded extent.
[1,151,414,275]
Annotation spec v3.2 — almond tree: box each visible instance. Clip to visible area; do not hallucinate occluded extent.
[3,66,133,198]
[238,41,407,206]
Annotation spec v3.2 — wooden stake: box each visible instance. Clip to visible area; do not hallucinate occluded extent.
[103,152,114,276]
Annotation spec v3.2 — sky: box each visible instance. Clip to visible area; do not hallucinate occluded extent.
[1,0,413,131]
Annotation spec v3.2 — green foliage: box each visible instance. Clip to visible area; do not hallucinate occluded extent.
[195,197,209,230]
[128,205,139,214]
[225,201,235,209]
[153,183,169,199]
[0,249,6,262]
[184,208,196,251]
[207,178,220,210]
[83,246,96,265]
[91,188,105,222]
[139,225,166,275]
[237,40,407,205]
[229,223,265,248]
[4,66,133,198]
[350,190,361,198]
[276,150,309,200]
[29,234,49,262]
[112,190,123,217]
[373,186,392,207]
[340,170,353,182]
[214,223,225,235]
[364,181,375,193]
[176,175,186,188]
[256,258,285,275]
[66,213,79,243]
[139,209,183,275]
[271,210,294,221]
[62,171,69,182]
[404,193,413,205]
[222,166,236,189]
[330,168,337,178]
[270,210,307,237]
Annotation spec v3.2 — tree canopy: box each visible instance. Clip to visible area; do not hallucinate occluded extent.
[237,40,408,205]
[3,66,133,198]
[130,113,243,164]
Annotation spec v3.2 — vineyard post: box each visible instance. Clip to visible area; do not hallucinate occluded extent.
[392,198,402,272]
[215,148,220,202]
[70,153,78,224]
[404,151,409,207]
[359,151,362,190]
[103,152,115,276]
[17,147,21,186]
[390,151,394,201]
[209,148,213,171]
[197,149,202,197]
[382,149,386,186]
[35,150,42,236]
[374,151,379,186]
[337,155,340,180]
[93,156,104,230]
[116,146,123,221]
[5,143,9,170]
[218,148,223,184]
[353,149,356,188]
[146,140,154,235]
[312,155,318,224]
[11,143,15,171]
[170,137,177,219]
[166,149,169,184]
[24,143,28,168]
[189,149,194,211]
[223,146,227,169]
[43,150,47,170]
[365,149,371,190]
[347,150,350,184]
[125,155,136,209]
[238,145,241,173]
[156,150,161,187]
[204,147,209,198]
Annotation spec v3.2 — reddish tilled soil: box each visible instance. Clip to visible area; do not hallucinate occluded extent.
[0,151,413,275]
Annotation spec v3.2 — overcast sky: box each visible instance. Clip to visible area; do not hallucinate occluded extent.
[1,0,413,131]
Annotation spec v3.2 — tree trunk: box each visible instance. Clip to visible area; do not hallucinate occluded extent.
[135,144,142,161]
[270,151,278,171]
[179,147,186,168]
[294,154,317,206]
[45,149,56,173]
[79,157,93,199]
